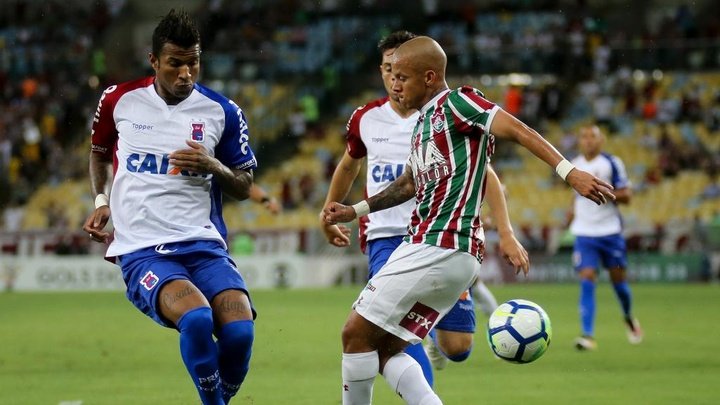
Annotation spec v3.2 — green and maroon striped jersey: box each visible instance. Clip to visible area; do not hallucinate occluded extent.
[404,86,499,259]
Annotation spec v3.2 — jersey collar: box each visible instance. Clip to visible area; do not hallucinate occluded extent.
[419,88,451,115]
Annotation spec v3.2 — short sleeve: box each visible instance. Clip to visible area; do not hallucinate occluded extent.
[215,101,257,172]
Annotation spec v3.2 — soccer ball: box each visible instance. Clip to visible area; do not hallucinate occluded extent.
[487,299,552,364]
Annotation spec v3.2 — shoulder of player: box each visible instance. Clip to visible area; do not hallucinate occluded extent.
[600,151,625,166]
[348,96,388,125]
[445,86,493,110]
[454,86,487,99]
[99,76,154,104]
[192,83,239,109]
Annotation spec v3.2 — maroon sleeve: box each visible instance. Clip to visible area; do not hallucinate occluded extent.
[90,85,121,161]
[345,105,367,159]
[345,97,388,159]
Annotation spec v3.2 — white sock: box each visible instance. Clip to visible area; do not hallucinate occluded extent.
[472,281,498,317]
[342,351,378,405]
[382,353,442,405]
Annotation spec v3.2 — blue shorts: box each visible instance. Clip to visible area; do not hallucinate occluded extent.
[118,240,255,328]
[573,234,628,271]
[367,237,476,334]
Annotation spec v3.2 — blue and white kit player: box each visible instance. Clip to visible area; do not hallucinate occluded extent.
[85,11,258,403]
[568,125,643,351]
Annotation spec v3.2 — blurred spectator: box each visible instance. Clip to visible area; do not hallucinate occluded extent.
[559,130,578,159]
[504,85,523,117]
[700,173,720,201]
[641,95,658,121]
[593,91,615,129]
[55,234,90,255]
[231,232,255,256]
[1,199,25,232]
[287,105,307,138]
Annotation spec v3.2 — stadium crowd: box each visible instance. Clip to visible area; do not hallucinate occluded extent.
[0,0,718,267]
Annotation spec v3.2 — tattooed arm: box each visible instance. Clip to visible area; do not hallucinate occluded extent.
[322,166,415,224]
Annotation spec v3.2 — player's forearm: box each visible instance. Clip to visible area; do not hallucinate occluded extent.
[613,188,632,204]
[89,152,113,197]
[215,166,253,201]
[325,167,358,205]
[484,167,514,236]
[324,154,362,205]
[366,168,415,213]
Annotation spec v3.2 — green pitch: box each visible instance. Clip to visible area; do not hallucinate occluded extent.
[1,283,718,404]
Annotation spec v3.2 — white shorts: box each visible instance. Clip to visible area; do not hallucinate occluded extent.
[353,241,481,344]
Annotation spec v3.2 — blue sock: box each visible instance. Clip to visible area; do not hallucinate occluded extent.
[177,307,223,405]
[404,339,433,387]
[612,280,633,319]
[447,348,472,363]
[217,320,254,403]
[579,279,596,337]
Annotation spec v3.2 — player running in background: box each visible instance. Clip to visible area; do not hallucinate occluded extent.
[319,31,528,382]
[567,125,643,351]
[250,183,281,214]
[323,36,615,405]
[83,9,255,404]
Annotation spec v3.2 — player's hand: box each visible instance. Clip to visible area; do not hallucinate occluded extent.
[263,197,281,215]
[498,231,530,276]
[566,169,615,205]
[82,206,111,243]
[319,211,352,247]
[169,140,220,175]
[322,202,357,225]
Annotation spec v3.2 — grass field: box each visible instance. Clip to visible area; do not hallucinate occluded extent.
[1,283,719,404]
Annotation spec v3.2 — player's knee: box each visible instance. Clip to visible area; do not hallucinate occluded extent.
[341,322,359,349]
[177,306,214,335]
[220,319,254,348]
[447,349,472,363]
[437,334,473,360]
[609,267,626,283]
[578,268,596,281]
[341,319,373,352]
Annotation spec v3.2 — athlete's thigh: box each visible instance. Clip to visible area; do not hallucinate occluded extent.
[435,290,476,333]
[185,242,257,322]
[573,236,601,272]
[367,236,404,279]
[120,247,200,327]
[211,289,254,325]
[158,279,211,326]
[355,242,479,345]
[598,234,628,270]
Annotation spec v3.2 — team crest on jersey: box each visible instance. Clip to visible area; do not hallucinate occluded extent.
[140,270,159,291]
[431,112,445,133]
[190,120,205,142]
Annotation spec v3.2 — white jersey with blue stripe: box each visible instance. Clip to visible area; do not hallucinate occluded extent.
[91,77,257,257]
[570,152,629,237]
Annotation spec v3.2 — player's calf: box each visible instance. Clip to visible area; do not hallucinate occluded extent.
[177,307,224,405]
[217,319,254,403]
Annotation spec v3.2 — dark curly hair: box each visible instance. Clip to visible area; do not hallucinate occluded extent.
[152,9,201,56]
[377,30,417,53]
